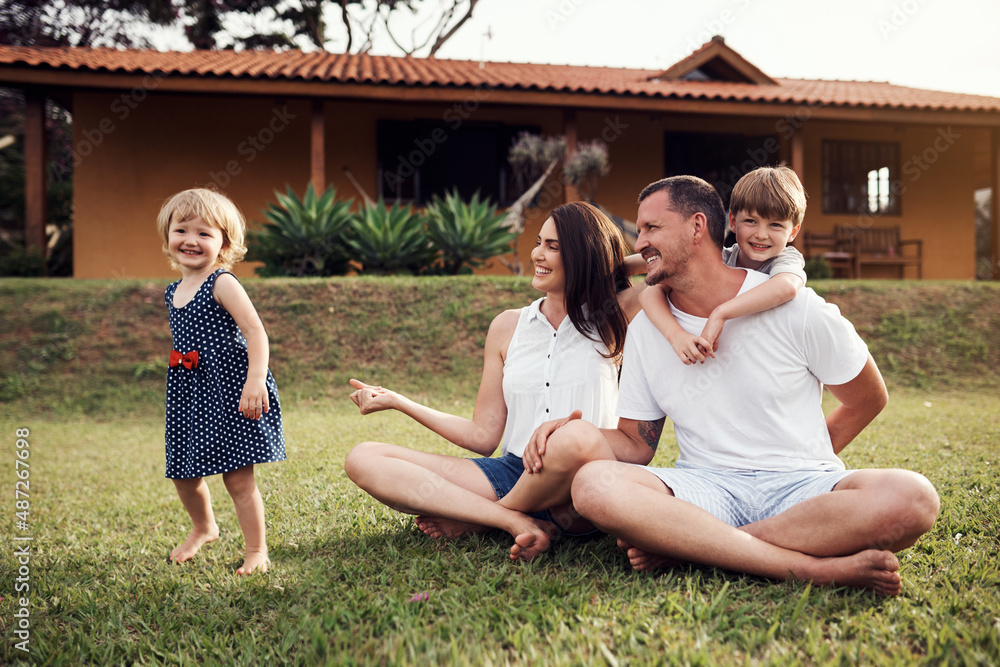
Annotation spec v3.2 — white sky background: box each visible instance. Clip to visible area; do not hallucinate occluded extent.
[145,0,1000,99]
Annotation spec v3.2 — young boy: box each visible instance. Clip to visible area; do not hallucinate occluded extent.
[639,165,807,364]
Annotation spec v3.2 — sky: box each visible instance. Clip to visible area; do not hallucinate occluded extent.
[143,0,1000,99]
[358,0,1000,99]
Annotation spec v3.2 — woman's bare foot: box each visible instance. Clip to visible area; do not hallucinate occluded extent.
[803,549,902,596]
[509,519,560,562]
[169,525,219,563]
[415,515,488,539]
[617,538,683,572]
[236,550,270,575]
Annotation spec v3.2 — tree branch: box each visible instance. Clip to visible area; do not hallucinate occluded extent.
[429,0,479,57]
[339,0,352,52]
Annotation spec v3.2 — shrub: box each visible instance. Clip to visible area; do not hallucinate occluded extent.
[424,190,519,275]
[804,256,833,280]
[0,241,45,276]
[248,184,355,277]
[345,200,435,275]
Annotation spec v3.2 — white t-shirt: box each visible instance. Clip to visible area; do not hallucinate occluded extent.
[501,298,620,457]
[617,270,868,472]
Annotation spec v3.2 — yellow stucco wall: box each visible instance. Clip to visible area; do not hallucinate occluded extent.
[73,93,311,279]
[72,91,980,280]
[799,120,976,279]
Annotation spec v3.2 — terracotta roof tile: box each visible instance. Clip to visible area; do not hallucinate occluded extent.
[1,45,999,113]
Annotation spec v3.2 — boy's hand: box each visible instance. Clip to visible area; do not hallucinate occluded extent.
[668,332,715,365]
[348,378,396,414]
[699,312,727,353]
[238,377,269,419]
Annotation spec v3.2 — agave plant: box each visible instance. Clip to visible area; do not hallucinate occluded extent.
[424,190,520,275]
[345,200,436,275]
[248,183,355,277]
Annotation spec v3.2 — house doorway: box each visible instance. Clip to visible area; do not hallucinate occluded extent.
[663,131,782,211]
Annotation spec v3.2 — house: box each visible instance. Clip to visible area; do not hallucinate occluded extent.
[1,37,998,279]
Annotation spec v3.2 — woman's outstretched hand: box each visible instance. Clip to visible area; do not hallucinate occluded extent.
[349,378,397,414]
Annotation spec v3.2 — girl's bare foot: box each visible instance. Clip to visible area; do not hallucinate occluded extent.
[617,538,683,572]
[236,550,270,575]
[169,525,219,563]
[415,515,488,539]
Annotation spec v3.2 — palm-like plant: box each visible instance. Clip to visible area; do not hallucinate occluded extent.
[424,190,519,275]
[248,184,355,277]
[345,200,436,275]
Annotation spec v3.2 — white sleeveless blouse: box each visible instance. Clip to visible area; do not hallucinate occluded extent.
[500,298,620,457]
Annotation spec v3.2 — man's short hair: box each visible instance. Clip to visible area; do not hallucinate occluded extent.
[638,176,727,249]
[730,166,807,226]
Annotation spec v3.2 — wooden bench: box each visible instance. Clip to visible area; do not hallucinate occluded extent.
[834,225,922,279]
[802,231,856,278]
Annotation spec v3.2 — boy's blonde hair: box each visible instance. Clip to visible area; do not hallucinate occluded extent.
[730,166,807,226]
[156,188,248,270]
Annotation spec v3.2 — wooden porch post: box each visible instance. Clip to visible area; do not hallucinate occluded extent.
[310,99,326,192]
[991,128,1000,280]
[790,126,805,187]
[23,88,47,258]
[562,109,579,203]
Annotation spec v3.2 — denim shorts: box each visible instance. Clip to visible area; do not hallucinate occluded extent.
[470,453,597,536]
[645,460,856,528]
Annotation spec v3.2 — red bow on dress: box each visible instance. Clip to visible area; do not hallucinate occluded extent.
[169,349,199,369]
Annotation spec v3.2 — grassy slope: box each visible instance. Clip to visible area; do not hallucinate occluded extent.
[1,278,998,415]
[0,278,998,665]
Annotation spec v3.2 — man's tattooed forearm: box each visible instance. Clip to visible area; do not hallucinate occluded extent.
[638,417,665,451]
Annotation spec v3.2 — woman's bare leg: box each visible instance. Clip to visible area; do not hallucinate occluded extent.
[345,442,556,559]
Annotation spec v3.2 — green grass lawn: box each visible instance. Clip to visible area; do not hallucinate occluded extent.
[1,388,997,665]
[1,277,998,664]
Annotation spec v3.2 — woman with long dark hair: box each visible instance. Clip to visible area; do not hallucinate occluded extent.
[345,202,649,560]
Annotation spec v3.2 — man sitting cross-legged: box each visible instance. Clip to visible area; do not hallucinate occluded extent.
[529,175,939,594]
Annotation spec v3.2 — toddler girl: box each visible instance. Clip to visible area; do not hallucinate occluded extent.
[156,188,285,575]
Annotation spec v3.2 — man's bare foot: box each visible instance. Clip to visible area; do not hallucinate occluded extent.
[509,520,559,562]
[617,538,683,572]
[804,549,902,596]
[169,525,219,563]
[415,515,489,539]
[236,550,270,575]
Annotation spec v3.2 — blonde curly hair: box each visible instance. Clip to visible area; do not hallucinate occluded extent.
[156,188,248,271]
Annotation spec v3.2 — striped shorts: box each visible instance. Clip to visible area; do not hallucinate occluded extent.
[644,460,855,528]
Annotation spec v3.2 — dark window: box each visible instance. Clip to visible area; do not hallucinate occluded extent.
[377,120,537,206]
[662,131,782,210]
[822,140,901,215]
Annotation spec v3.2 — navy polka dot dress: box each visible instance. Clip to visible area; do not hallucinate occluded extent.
[164,269,285,479]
